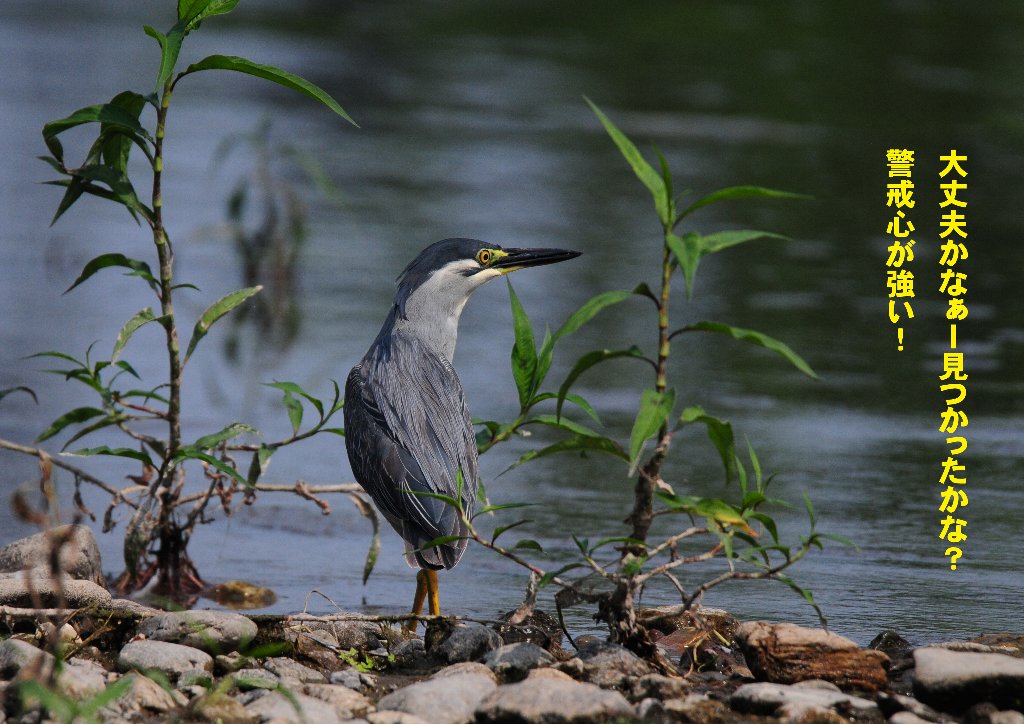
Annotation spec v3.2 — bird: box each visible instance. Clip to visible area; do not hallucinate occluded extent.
[343,238,580,627]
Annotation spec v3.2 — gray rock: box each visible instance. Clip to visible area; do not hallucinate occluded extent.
[243,688,341,723]
[914,646,1024,712]
[99,672,187,718]
[0,639,55,679]
[432,623,502,664]
[263,655,327,683]
[483,642,555,682]
[0,525,104,585]
[0,575,111,608]
[233,667,280,690]
[330,666,365,689]
[57,658,108,699]
[576,639,652,687]
[378,671,495,724]
[891,713,937,724]
[392,637,429,669]
[475,676,635,723]
[302,682,374,719]
[117,639,213,680]
[137,610,257,653]
[630,673,692,702]
[989,711,1024,724]
[191,691,251,722]
[215,650,248,674]
[431,661,496,683]
[662,694,736,722]
[367,712,431,724]
[176,668,213,689]
[730,682,879,719]
[877,691,947,721]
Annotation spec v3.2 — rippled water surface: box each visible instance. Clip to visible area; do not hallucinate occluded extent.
[2,1,1022,645]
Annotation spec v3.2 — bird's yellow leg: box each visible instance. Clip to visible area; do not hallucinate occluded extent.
[425,568,440,616]
[404,570,429,633]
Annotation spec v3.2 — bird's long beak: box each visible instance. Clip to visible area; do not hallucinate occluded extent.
[492,247,581,274]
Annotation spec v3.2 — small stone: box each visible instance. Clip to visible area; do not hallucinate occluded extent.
[0,575,111,608]
[191,690,250,722]
[431,661,496,682]
[263,655,326,683]
[876,691,945,721]
[0,525,104,586]
[233,667,281,690]
[215,650,249,674]
[392,637,429,669]
[629,673,691,702]
[303,682,373,719]
[890,712,936,724]
[100,672,187,718]
[330,666,365,689]
[483,642,555,682]
[377,671,496,724]
[552,657,586,679]
[663,694,734,722]
[792,678,842,691]
[526,667,575,682]
[137,610,257,654]
[243,688,341,723]
[431,622,502,664]
[0,638,56,679]
[577,639,653,688]
[913,647,1024,712]
[57,658,108,699]
[475,676,635,723]
[735,621,890,691]
[367,712,431,724]
[730,681,880,719]
[118,639,213,681]
[176,668,214,689]
[495,609,563,652]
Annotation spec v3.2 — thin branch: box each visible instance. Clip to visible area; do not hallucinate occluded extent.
[0,438,137,509]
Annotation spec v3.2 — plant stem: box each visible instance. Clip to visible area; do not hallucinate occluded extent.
[627,238,674,544]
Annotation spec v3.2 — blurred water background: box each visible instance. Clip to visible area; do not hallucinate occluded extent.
[2,1,1022,645]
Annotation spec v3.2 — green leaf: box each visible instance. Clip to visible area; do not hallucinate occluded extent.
[555,289,633,340]
[407,489,463,513]
[491,519,532,543]
[112,308,156,362]
[18,682,74,722]
[474,502,535,517]
[184,285,262,364]
[246,444,274,486]
[65,253,159,294]
[556,346,649,420]
[531,392,601,425]
[37,407,105,442]
[180,55,357,125]
[281,392,303,435]
[628,388,676,471]
[180,0,240,30]
[507,280,537,409]
[145,22,187,91]
[585,97,670,226]
[665,231,701,299]
[776,572,826,627]
[678,405,736,482]
[512,539,544,552]
[42,103,153,163]
[538,562,584,588]
[748,512,779,543]
[700,229,789,255]
[685,321,818,379]
[590,536,646,553]
[193,422,257,450]
[678,185,810,220]
[264,381,324,419]
[78,675,134,716]
[71,164,148,220]
[174,449,247,487]
[66,445,154,467]
[504,434,628,473]
[523,414,602,438]
[62,415,122,450]
[0,386,37,406]
[100,91,150,172]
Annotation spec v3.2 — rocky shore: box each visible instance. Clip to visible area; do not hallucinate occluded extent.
[1,526,1022,723]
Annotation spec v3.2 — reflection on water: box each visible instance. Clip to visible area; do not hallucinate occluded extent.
[1,1,1022,646]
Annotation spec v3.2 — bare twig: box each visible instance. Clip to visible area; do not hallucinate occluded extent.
[0,438,136,509]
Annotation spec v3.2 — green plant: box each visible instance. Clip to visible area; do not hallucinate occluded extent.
[18,675,134,724]
[444,100,849,665]
[0,1,369,602]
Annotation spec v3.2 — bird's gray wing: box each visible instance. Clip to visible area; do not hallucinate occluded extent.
[344,333,478,569]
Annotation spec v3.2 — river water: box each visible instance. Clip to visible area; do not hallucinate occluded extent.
[1,1,1022,646]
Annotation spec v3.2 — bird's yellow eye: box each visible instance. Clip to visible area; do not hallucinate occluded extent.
[476,249,493,265]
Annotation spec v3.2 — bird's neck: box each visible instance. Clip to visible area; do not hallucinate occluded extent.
[387,289,470,364]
